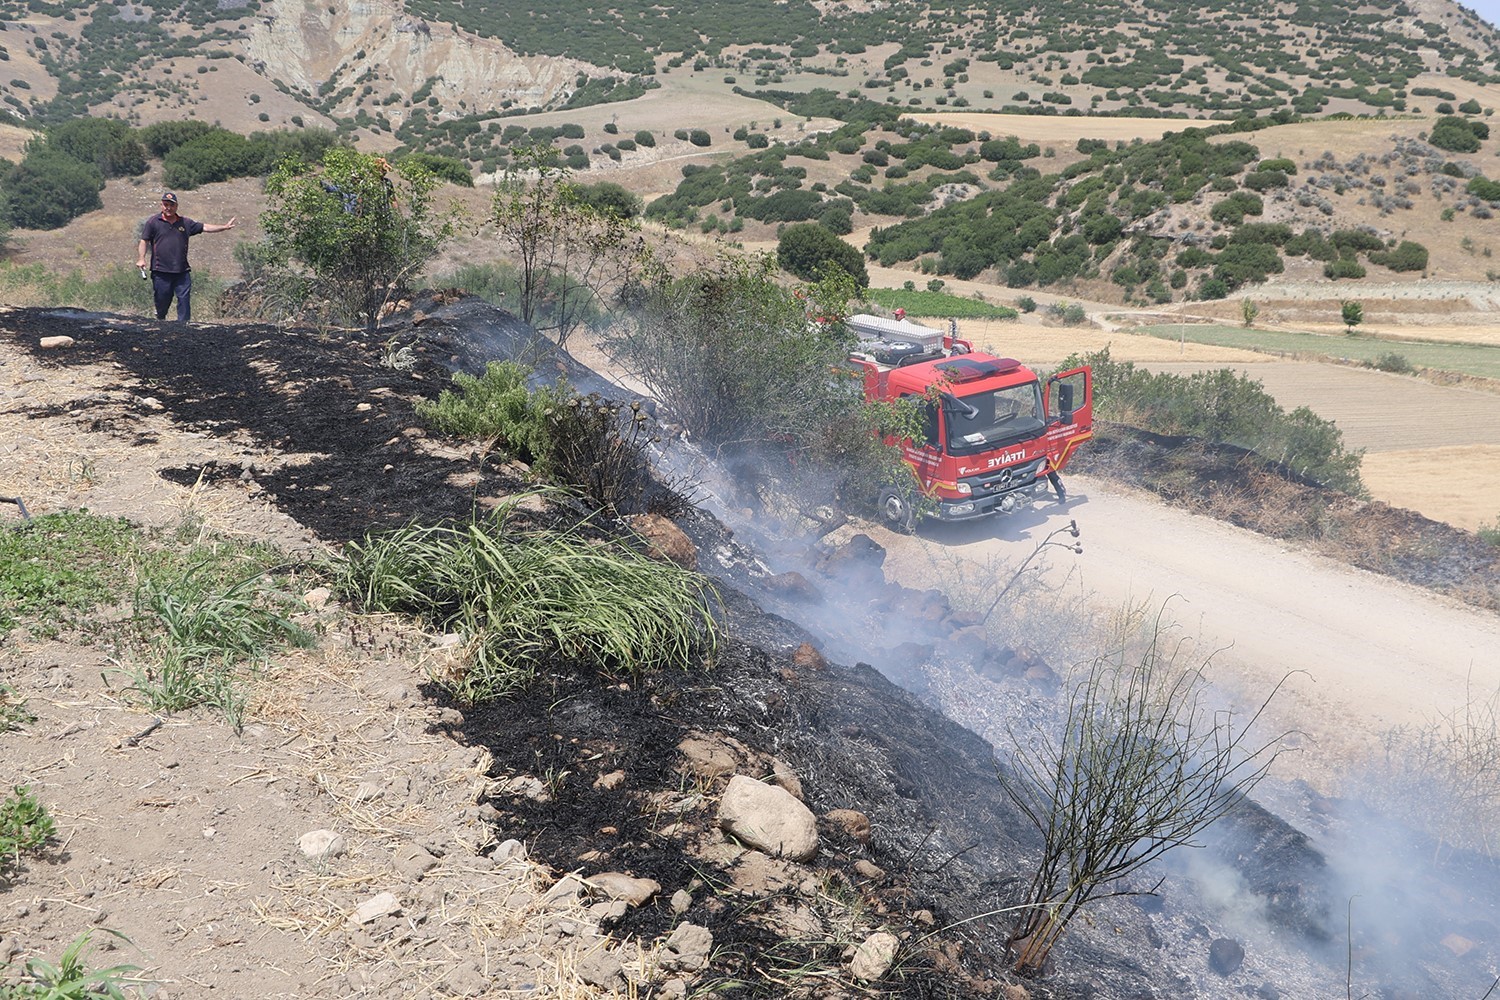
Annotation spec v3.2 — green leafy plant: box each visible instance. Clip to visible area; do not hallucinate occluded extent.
[0,785,55,882]
[7,929,143,1000]
[0,512,138,639]
[333,493,718,703]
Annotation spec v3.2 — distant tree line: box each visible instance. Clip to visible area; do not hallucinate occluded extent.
[0,116,473,233]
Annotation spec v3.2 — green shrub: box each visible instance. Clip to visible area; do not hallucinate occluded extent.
[1324,258,1367,279]
[1370,352,1415,374]
[777,222,869,288]
[1368,240,1428,272]
[1430,115,1483,153]
[1063,347,1364,492]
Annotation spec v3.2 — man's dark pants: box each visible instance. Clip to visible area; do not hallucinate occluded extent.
[151,270,193,322]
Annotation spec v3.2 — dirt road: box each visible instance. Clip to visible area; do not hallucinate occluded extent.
[874,474,1500,789]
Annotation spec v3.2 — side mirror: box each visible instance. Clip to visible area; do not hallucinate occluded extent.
[1057,382,1075,422]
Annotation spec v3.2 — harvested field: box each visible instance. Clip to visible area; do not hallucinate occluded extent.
[1362,445,1500,532]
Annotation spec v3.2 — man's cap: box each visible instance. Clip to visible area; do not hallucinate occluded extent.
[161,192,177,204]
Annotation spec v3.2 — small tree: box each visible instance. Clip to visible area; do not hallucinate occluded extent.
[1341,298,1364,335]
[1000,607,1291,973]
[1240,298,1259,327]
[606,252,914,523]
[492,145,645,348]
[261,147,453,331]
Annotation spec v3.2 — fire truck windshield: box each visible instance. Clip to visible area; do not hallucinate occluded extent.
[944,382,1044,452]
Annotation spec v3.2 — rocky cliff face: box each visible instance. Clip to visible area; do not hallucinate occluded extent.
[244,0,597,117]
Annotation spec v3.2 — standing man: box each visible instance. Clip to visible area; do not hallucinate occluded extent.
[136,192,236,322]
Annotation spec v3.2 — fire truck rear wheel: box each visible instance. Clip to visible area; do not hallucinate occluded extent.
[879,490,916,534]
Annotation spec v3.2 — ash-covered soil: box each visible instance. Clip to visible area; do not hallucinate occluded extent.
[3,299,1494,999]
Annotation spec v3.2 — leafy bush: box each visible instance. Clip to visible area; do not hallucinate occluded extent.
[1368,240,1428,272]
[1467,176,1500,201]
[573,180,642,219]
[1430,115,1483,153]
[333,496,718,703]
[396,151,473,187]
[1370,352,1414,374]
[1065,347,1364,492]
[1324,258,1367,279]
[3,147,102,229]
[46,117,146,178]
[777,222,869,288]
[687,129,712,147]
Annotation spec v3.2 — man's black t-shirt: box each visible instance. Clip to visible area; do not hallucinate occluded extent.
[139,214,204,273]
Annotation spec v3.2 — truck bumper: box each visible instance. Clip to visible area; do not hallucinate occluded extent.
[933,482,1047,520]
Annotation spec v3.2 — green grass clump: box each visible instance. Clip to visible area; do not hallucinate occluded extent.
[1479,517,1500,547]
[126,565,316,731]
[864,287,1019,320]
[0,785,55,883]
[334,493,717,703]
[0,513,140,638]
[3,929,143,1000]
[1,511,315,729]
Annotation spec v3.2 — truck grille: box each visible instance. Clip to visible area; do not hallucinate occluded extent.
[969,463,1040,494]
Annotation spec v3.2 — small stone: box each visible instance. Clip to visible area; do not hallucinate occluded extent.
[299,829,346,861]
[577,950,625,989]
[589,872,661,907]
[670,889,693,915]
[768,758,803,800]
[350,891,401,925]
[718,775,819,861]
[396,844,439,879]
[542,874,587,908]
[493,839,526,863]
[303,586,331,609]
[825,808,872,844]
[39,335,75,350]
[593,769,626,791]
[853,860,885,881]
[1441,933,1476,958]
[351,782,381,804]
[138,396,165,411]
[661,922,713,972]
[850,931,900,981]
[1208,937,1245,976]
[792,642,827,671]
[355,402,372,412]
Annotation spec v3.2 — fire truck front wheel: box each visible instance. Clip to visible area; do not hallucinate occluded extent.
[878,489,916,534]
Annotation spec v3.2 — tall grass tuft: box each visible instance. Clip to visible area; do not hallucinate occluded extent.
[333,493,717,703]
[127,565,314,729]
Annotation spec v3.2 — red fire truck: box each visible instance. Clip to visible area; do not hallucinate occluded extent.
[845,313,1093,531]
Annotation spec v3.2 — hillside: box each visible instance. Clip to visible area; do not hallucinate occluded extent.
[5,300,1500,1000]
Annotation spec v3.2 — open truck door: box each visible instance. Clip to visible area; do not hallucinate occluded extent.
[1043,366,1093,472]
